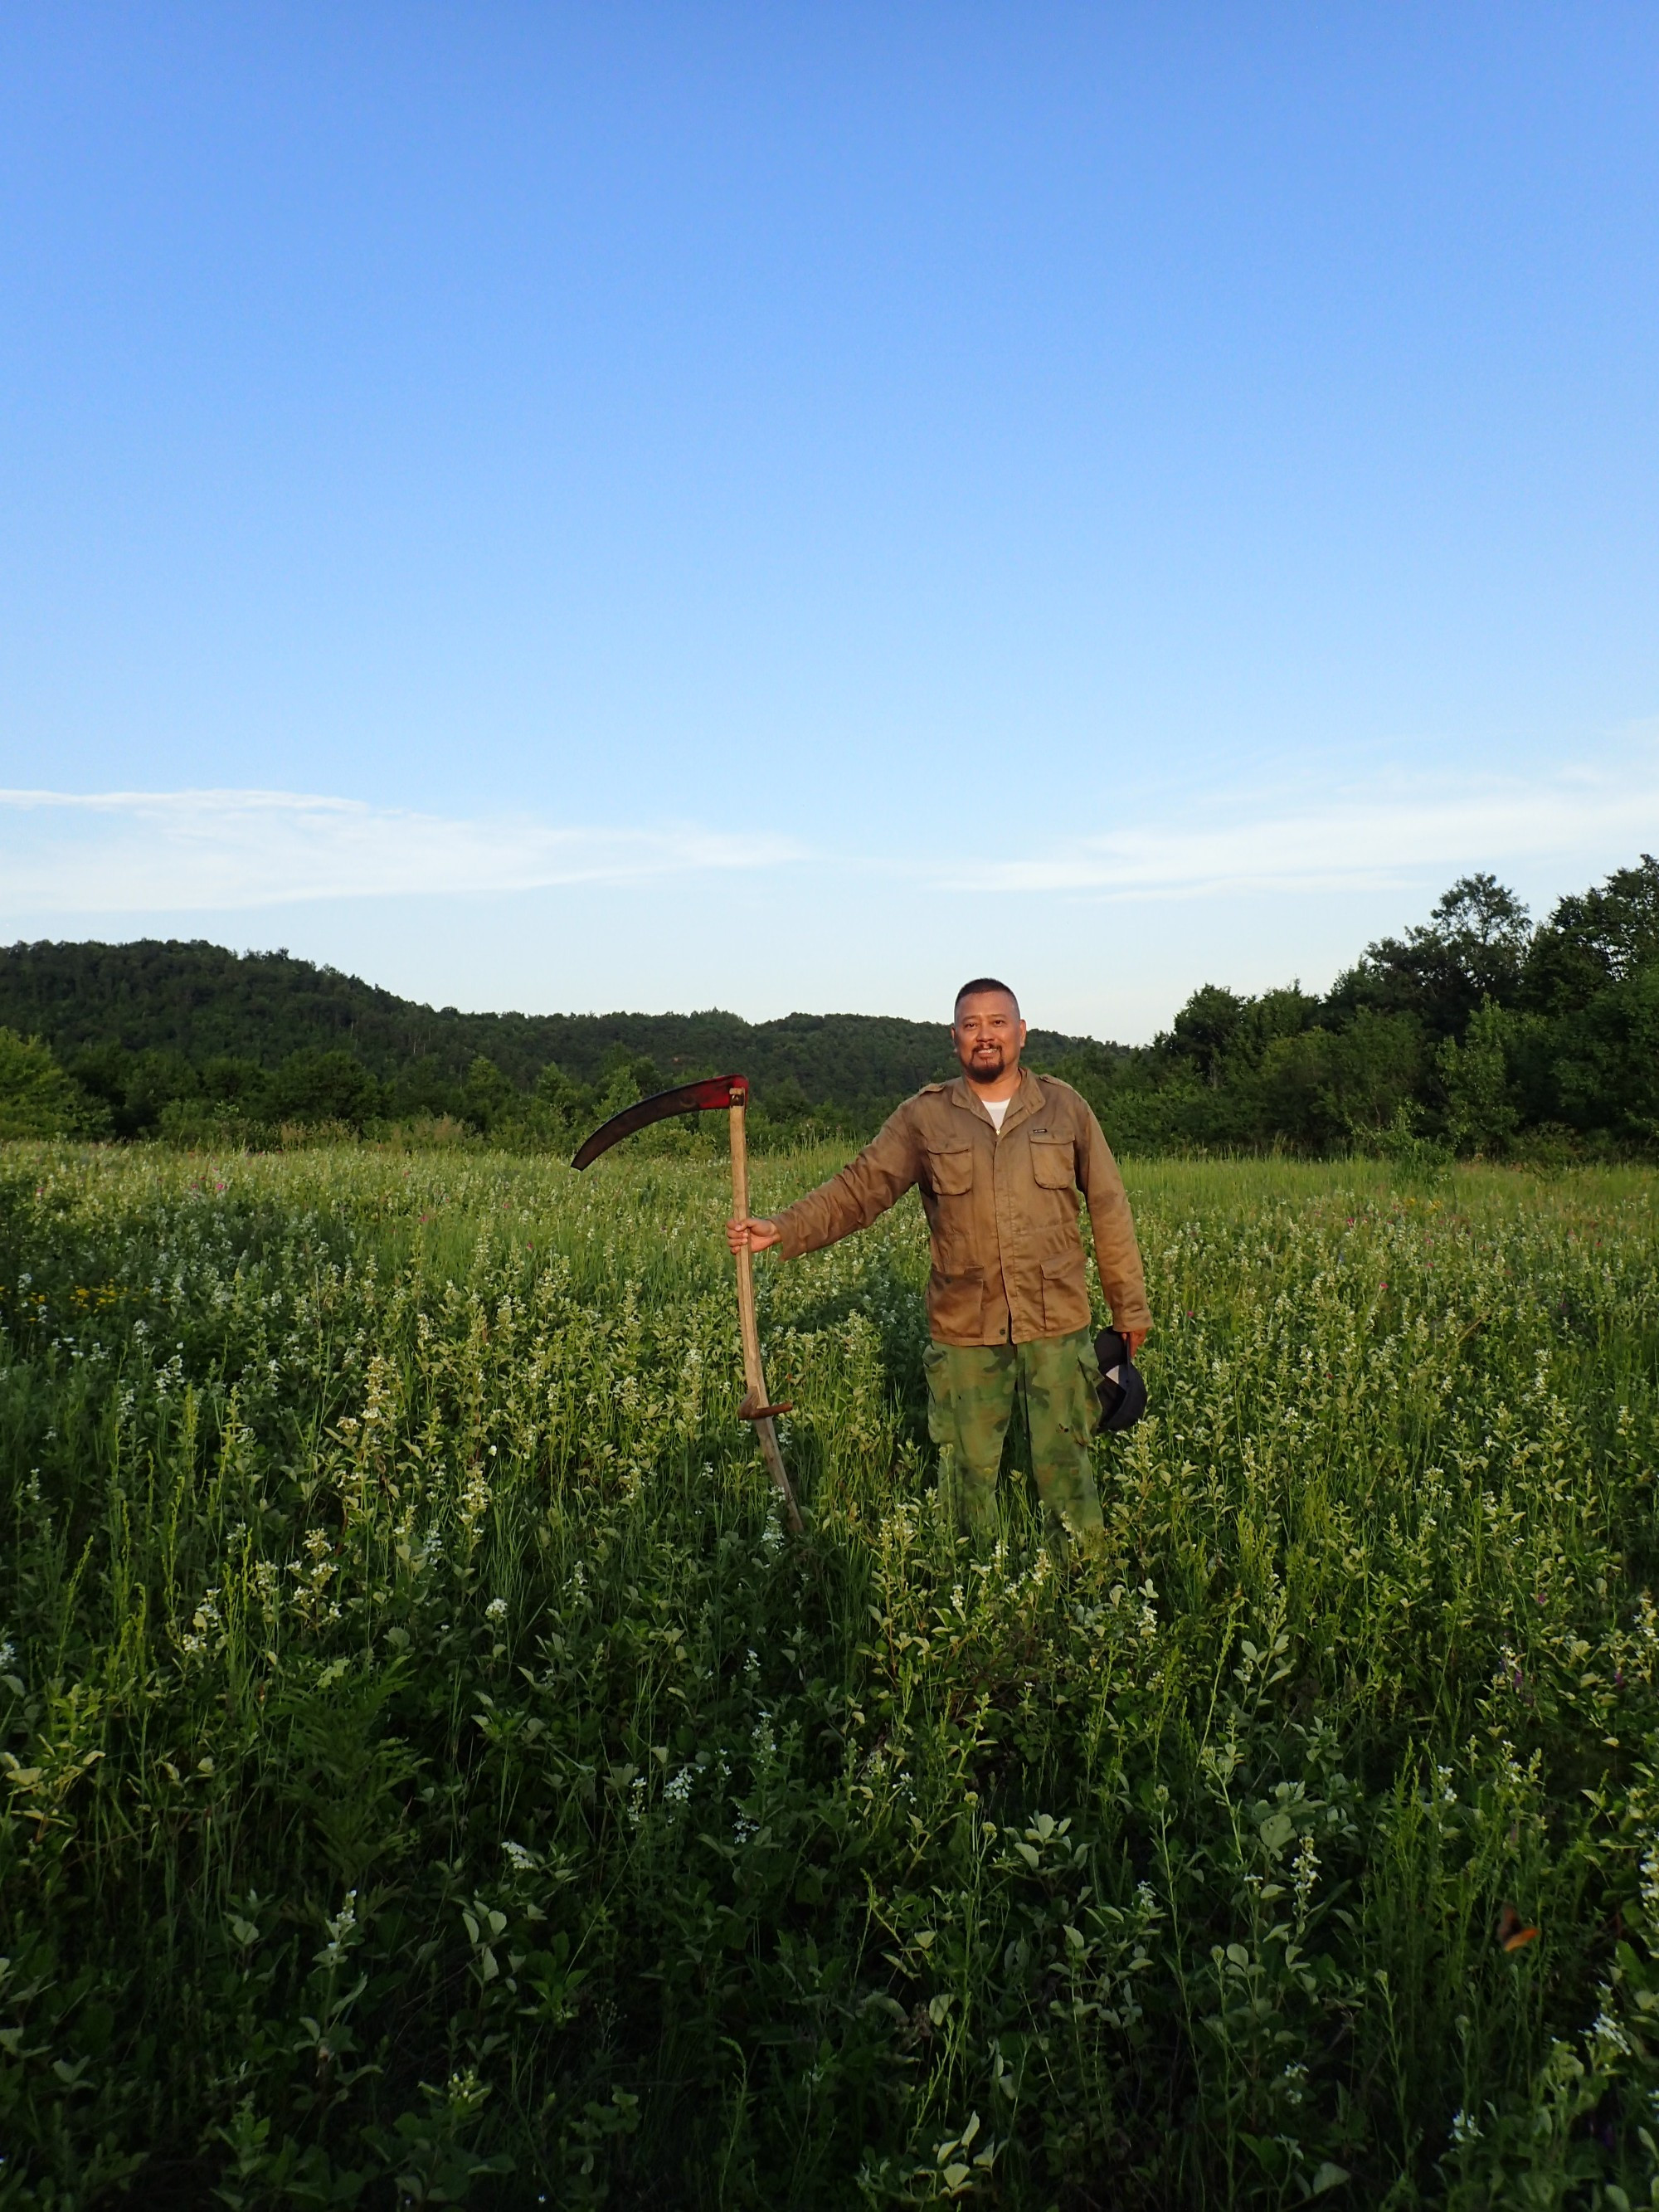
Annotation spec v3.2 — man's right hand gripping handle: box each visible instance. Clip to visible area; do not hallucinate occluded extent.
[727,1216,781,1255]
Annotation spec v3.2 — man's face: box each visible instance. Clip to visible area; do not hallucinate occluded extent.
[952,991,1026,1086]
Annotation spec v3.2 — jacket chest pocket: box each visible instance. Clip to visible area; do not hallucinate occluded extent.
[926,1147,975,1196]
[1029,1138,1076,1191]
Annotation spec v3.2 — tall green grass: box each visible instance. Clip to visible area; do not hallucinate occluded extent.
[2,1142,1657,2208]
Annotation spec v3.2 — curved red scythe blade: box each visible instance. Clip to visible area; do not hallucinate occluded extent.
[570,1074,748,1170]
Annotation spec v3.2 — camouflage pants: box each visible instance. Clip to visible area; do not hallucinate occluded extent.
[924,1328,1105,1541]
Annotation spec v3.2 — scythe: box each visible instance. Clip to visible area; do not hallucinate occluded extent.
[572,1075,802,1533]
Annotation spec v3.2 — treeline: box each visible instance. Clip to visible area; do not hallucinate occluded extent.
[0,1033,767,1151]
[0,938,1108,1108]
[2,855,1654,1157]
[0,1030,896,1152]
[0,940,1097,1150]
[1049,856,1659,1160]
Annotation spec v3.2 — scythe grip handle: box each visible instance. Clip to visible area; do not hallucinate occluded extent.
[727,1094,802,1534]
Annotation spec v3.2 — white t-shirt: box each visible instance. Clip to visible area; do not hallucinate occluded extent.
[983,1095,1011,1132]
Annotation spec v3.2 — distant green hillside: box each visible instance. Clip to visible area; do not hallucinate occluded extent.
[10,852,1656,1160]
[0,938,1110,1131]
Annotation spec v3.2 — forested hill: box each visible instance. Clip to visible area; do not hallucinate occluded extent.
[0,938,1101,1113]
[7,852,1655,1156]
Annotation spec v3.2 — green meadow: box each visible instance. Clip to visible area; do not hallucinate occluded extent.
[2,1143,1657,2209]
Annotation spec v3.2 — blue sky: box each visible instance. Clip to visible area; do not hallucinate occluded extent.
[3,3,1657,1041]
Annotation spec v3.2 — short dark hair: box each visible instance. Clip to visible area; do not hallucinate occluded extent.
[954,977,1019,1015]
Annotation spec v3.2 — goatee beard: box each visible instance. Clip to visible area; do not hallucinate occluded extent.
[967,1048,1005,1084]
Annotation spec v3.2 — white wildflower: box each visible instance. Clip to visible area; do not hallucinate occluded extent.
[314,1889,358,1970]
[1292,1831,1320,1919]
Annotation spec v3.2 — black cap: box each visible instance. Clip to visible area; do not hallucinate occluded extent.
[1094,1328,1147,1433]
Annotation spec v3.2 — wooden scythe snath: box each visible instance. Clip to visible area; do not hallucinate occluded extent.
[572,1074,803,1533]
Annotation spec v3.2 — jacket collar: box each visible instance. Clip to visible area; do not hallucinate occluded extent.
[947,1066,1045,1133]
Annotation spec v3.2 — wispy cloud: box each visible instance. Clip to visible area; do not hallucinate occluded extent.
[961,754,1659,899]
[5,749,1656,927]
[0,788,801,916]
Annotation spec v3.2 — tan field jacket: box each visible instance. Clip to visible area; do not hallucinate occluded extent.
[769,1070,1151,1347]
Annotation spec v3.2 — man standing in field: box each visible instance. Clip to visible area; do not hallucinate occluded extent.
[727,979,1151,1547]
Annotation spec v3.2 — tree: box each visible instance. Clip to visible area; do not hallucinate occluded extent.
[535,1061,588,1123]
[386,1055,467,1123]
[0,1029,111,1139]
[197,1055,267,1108]
[267,1049,383,1131]
[1438,1000,1520,1157]
[1252,1030,1340,1149]
[64,1045,202,1138]
[1253,1010,1422,1150]
[1331,875,1532,1040]
[1162,987,1251,1087]
[1523,855,1659,1015]
[1326,1010,1423,1138]
[593,1052,659,1118]
[462,1056,518,1134]
[1548,962,1659,1143]
[598,1047,663,1099]
[758,1076,811,1125]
